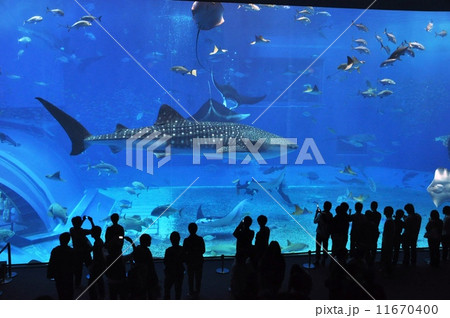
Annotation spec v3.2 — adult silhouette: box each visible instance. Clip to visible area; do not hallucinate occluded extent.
[183,223,205,298]
[69,215,94,289]
[89,225,106,299]
[441,206,450,261]
[349,202,366,257]
[164,231,185,299]
[402,203,422,266]
[392,209,405,265]
[380,206,395,275]
[314,201,333,266]
[254,215,270,266]
[47,232,75,299]
[425,210,443,267]
[365,201,381,264]
[233,216,255,260]
[105,213,125,255]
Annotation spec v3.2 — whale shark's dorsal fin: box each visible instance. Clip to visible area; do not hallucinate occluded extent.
[115,123,128,132]
[155,104,185,124]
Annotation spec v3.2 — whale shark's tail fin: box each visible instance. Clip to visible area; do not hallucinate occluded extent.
[36,97,91,155]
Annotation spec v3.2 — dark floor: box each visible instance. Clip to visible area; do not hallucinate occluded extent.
[1,249,449,300]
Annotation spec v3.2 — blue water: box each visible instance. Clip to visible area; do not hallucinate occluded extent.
[0,1,449,263]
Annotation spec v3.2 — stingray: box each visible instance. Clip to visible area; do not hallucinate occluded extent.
[191,99,249,122]
[211,72,266,109]
[427,168,450,207]
[191,2,225,69]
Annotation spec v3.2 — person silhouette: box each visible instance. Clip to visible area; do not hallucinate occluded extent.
[331,203,350,256]
[380,206,395,275]
[425,210,443,267]
[258,241,285,297]
[183,223,205,298]
[254,215,270,266]
[314,201,333,266]
[365,201,381,264]
[164,231,185,299]
[69,215,94,289]
[233,216,255,260]
[349,202,365,257]
[47,232,75,299]
[402,203,422,266]
[130,234,159,299]
[105,213,125,255]
[392,209,405,265]
[442,206,450,261]
[89,225,106,299]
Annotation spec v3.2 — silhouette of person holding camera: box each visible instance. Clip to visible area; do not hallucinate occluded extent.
[314,201,333,266]
[233,216,254,260]
[69,215,95,289]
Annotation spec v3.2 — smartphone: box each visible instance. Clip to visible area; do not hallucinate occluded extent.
[119,236,124,239]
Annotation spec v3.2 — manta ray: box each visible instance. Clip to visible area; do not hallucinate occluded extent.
[212,72,266,109]
[191,2,224,69]
[427,168,450,207]
[192,99,249,122]
[195,199,247,227]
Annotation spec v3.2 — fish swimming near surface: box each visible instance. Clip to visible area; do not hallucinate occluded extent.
[80,15,102,22]
[88,161,118,175]
[0,229,15,243]
[425,20,434,32]
[191,2,225,69]
[47,7,64,16]
[24,16,43,25]
[67,20,92,31]
[36,98,296,159]
[151,205,183,218]
[436,30,447,37]
[211,72,266,109]
[132,181,148,191]
[384,28,397,44]
[0,132,20,147]
[120,215,152,232]
[171,66,197,76]
[45,171,66,182]
[47,203,68,224]
[352,21,369,32]
[196,200,247,227]
[282,240,308,253]
[427,168,450,207]
[192,99,250,122]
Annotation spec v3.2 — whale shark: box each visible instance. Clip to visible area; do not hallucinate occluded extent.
[196,199,247,227]
[212,72,266,109]
[36,97,296,157]
[192,99,250,122]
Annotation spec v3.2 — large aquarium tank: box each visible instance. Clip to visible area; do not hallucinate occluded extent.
[0,0,449,264]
